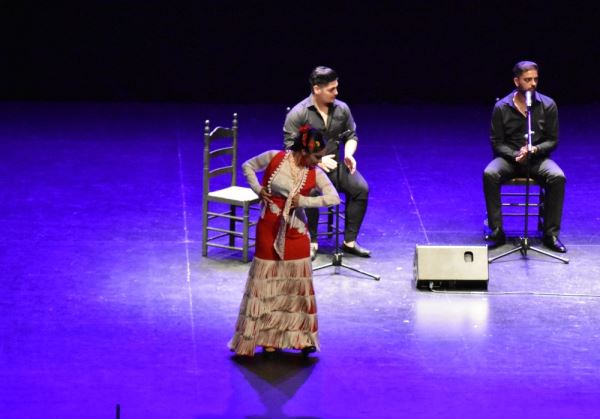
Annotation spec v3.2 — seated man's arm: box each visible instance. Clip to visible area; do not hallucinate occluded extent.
[534,100,559,157]
[342,106,359,174]
[283,108,302,150]
[490,105,518,160]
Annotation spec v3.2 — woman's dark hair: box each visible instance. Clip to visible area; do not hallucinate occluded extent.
[308,66,338,88]
[290,125,325,153]
[513,61,538,77]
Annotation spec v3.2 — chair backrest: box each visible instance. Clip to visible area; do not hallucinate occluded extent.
[203,113,238,195]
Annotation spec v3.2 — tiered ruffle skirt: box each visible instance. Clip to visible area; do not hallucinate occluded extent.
[229,256,319,356]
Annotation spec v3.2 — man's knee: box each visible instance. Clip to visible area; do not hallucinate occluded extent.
[359,180,369,196]
[350,181,369,200]
[483,168,501,184]
[547,172,566,187]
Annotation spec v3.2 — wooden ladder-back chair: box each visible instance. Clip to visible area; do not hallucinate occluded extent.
[202,113,260,262]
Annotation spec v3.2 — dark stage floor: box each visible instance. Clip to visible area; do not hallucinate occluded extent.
[1,102,600,418]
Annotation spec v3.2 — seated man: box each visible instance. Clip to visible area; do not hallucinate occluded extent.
[284,66,370,260]
[483,60,567,253]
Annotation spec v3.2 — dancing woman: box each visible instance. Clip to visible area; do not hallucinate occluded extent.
[229,125,340,356]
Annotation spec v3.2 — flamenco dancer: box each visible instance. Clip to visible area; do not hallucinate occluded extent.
[229,125,339,357]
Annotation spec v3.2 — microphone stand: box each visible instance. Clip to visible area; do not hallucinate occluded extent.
[313,133,381,280]
[489,92,568,264]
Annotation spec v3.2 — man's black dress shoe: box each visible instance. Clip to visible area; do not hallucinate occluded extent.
[542,235,567,253]
[485,228,506,249]
[342,242,371,257]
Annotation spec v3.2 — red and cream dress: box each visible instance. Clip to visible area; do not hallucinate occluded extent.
[229,150,340,356]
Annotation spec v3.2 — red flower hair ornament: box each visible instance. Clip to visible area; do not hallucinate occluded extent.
[296,124,324,153]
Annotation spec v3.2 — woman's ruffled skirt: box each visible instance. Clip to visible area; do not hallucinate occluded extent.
[228,256,319,356]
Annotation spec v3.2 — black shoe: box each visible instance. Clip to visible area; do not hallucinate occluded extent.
[542,235,567,253]
[262,346,278,359]
[342,242,371,257]
[485,228,506,249]
[310,243,318,261]
[301,346,317,357]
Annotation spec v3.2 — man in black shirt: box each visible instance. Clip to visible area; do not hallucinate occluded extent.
[483,61,567,253]
[284,66,370,259]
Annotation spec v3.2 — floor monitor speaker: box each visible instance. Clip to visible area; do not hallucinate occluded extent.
[414,245,489,290]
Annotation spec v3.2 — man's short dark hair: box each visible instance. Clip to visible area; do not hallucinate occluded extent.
[513,61,538,77]
[309,66,338,88]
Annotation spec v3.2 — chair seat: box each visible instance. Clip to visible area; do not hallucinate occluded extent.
[504,177,539,186]
[208,186,259,204]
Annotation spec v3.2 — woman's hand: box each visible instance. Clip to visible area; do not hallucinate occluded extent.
[291,194,300,208]
[259,187,273,204]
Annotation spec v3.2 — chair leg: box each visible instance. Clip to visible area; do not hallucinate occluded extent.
[229,205,236,247]
[327,206,334,238]
[538,186,545,233]
[202,200,208,257]
[497,180,546,237]
[242,204,250,263]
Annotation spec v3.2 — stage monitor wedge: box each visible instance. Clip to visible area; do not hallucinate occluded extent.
[414,245,489,290]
